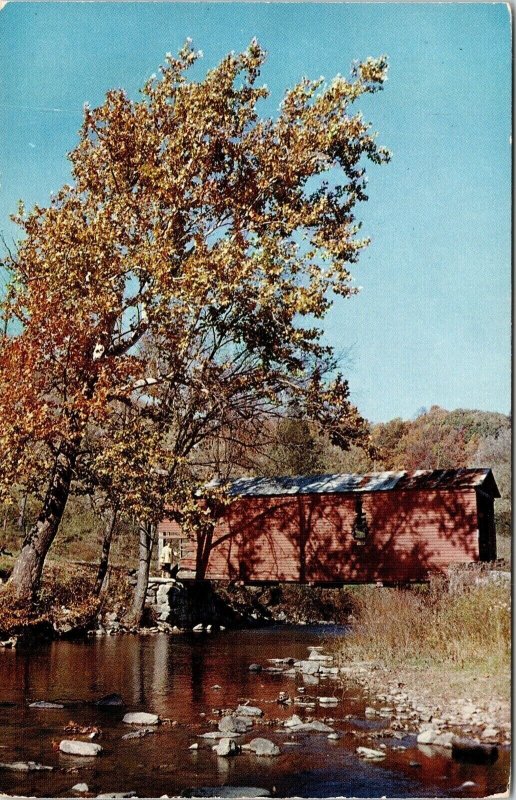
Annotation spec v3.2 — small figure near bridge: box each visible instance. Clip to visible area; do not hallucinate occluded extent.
[159,541,173,578]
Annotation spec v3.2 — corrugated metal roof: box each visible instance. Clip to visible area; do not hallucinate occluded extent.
[207,468,499,497]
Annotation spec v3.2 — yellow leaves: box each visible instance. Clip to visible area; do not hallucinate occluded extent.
[1,41,390,514]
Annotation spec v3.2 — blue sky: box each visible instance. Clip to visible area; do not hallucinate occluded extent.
[0,2,511,422]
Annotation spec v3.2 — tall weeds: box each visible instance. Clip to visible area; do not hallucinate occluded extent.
[339,581,510,672]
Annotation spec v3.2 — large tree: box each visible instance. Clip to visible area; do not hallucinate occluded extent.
[0,41,389,603]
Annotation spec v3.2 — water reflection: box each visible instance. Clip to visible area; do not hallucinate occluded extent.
[0,627,510,799]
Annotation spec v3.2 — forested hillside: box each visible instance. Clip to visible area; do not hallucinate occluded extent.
[259,406,511,540]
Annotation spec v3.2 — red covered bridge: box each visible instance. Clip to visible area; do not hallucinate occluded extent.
[158,468,500,585]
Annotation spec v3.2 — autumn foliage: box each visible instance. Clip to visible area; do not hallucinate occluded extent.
[0,41,389,602]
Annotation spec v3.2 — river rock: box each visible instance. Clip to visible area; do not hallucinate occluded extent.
[248,664,262,672]
[96,693,125,707]
[299,720,334,733]
[189,743,199,750]
[416,729,437,745]
[0,761,53,771]
[29,700,64,709]
[212,737,238,757]
[71,784,90,793]
[283,715,333,733]
[433,732,455,748]
[218,715,251,734]
[193,624,204,632]
[123,712,159,725]
[245,738,280,756]
[236,705,263,717]
[122,728,155,740]
[356,746,387,761]
[284,714,304,729]
[59,740,103,757]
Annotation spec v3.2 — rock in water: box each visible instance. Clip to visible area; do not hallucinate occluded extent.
[71,784,90,793]
[0,761,53,771]
[122,728,155,740]
[246,738,280,756]
[122,712,159,725]
[59,740,103,757]
[236,705,263,717]
[356,746,387,761]
[284,714,304,729]
[212,737,239,757]
[433,732,455,748]
[248,664,262,672]
[416,729,437,745]
[29,700,65,709]
[218,715,251,734]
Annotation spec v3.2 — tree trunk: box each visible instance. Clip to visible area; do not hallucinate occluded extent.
[7,443,78,603]
[94,505,118,597]
[123,521,155,628]
[18,492,28,533]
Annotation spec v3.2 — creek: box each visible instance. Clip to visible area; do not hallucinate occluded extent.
[0,626,509,798]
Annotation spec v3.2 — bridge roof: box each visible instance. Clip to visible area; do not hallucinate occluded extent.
[206,468,500,498]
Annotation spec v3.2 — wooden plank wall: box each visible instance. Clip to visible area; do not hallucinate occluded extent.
[158,489,479,583]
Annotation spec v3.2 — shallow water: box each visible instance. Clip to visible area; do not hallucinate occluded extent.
[0,626,510,798]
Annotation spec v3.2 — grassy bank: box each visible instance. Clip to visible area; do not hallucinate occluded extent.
[337,578,511,707]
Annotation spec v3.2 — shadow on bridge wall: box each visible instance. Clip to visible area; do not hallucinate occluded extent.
[195,489,483,583]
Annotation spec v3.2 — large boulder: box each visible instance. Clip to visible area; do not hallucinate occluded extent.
[245,738,280,757]
[123,712,159,725]
[59,740,103,757]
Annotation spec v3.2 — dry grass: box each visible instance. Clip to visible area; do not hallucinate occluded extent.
[339,580,511,676]
[0,560,134,639]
